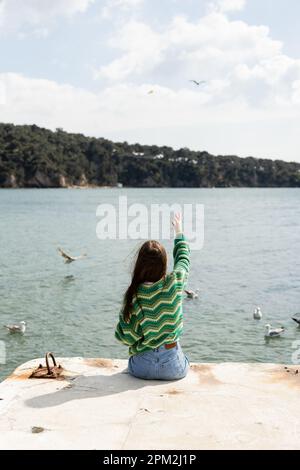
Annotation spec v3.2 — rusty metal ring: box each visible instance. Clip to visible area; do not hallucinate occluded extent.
[45,352,57,375]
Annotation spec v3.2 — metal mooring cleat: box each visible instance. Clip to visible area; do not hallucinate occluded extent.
[30,352,63,379]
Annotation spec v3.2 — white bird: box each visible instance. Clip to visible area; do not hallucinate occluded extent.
[4,321,26,334]
[58,247,87,264]
[264,324,285,338]
[185,289,199,299]
[253,307,262,320]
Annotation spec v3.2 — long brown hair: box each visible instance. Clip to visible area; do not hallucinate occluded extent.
[123,240,167,322]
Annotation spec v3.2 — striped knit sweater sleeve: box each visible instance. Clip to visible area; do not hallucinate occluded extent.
[115,234,190,355]
[173,232,190,289]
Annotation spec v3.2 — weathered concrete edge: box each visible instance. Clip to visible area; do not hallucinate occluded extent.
[0,358,300,450]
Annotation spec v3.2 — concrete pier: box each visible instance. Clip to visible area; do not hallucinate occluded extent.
[0,358,299,450]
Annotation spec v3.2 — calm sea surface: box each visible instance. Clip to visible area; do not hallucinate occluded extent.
[0,188,299,381]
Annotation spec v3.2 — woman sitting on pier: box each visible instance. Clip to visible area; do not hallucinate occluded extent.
[115,213,190,380]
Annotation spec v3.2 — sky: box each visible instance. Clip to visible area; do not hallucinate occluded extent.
[0,0,300,162]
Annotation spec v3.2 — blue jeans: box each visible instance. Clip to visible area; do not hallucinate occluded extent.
[128,342,189,380]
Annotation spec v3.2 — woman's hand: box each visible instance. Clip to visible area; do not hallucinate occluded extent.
[172,212,182,235]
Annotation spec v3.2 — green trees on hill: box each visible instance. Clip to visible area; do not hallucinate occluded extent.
[0,122,299,188]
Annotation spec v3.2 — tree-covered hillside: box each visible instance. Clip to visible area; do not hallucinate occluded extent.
[0,123,299,188]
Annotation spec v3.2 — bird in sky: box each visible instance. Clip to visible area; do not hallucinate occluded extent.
[58,247,87,264]
[189,80,206,86]
[147,90,154,95]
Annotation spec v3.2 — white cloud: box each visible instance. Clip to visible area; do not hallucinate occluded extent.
[98,20,165,80]
[234,55,300,85]
[0,0,94,35]
[0,80,6,105]
[1,1,300,162]
[105,0,144,8]
[100,12,283,84]
[1,72,300,161]
[101,0,144,20]
[96,9,300,114]
[213,0,246,13]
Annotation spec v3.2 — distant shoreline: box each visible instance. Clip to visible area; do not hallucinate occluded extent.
[1,185,299,190]
[1,122,300,189]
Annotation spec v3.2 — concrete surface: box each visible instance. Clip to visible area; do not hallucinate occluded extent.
[0,357,299,450]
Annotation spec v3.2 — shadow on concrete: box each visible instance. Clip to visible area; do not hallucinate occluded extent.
[25,370,174,409]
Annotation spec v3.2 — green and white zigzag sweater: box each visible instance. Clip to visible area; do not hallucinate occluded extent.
[115,234,190,356]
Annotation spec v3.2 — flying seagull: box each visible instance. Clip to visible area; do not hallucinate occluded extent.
[185,289,199,299]
[58,247,87,264]
[264,324,285,338]
[292,317,300,326]
[253,307,262,320]
[189,80,206,86]
[147,90,154,95]
[4,321,26,334]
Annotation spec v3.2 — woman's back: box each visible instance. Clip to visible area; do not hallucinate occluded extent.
[115,233,190,355]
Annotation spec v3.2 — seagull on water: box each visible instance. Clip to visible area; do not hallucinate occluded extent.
[264,324,285,338]
[4,321,26,334]
[58,247,87,264]
[253,307,262,320]
[185,289,199,299]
